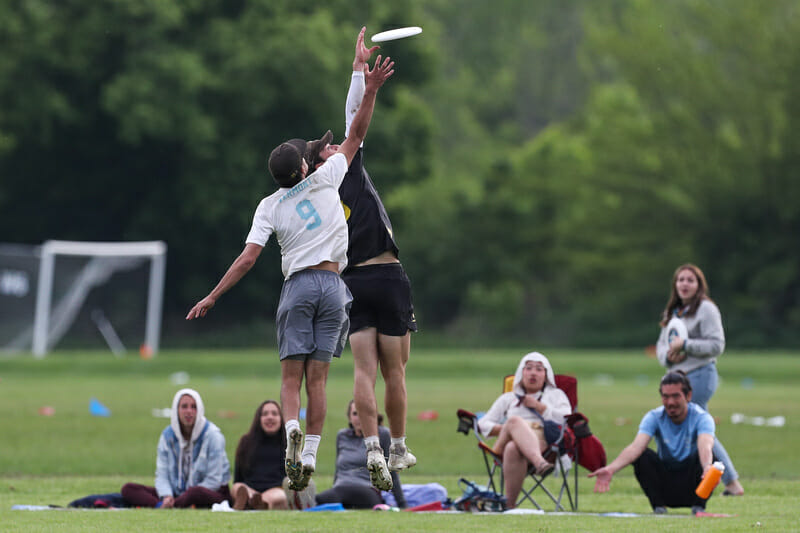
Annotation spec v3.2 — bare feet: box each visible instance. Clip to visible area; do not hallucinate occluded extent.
[723,479,744,496]
[233,485,249,510]
[249,491,266,510]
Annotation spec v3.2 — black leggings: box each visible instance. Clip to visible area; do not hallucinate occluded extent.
[315,483,382,509]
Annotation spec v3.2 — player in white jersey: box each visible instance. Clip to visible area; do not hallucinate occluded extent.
[187,45,394,490]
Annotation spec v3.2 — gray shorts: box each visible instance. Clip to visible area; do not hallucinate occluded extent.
[276,269,352,361]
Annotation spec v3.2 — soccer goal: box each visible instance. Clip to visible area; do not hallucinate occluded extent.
[0,240,166,358]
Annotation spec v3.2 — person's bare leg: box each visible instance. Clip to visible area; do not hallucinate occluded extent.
[503,441,528,509]
[377,332,410,438]
[492,416,548,467]
[280,360,305,422]
[281,359,306,489]
[299,358,330,486]
[304,359,330,436]
[351,329,380,438]
[351,328,393,489]
[491,420,514,456]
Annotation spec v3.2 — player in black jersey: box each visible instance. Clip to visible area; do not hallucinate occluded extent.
[303,28,417,491]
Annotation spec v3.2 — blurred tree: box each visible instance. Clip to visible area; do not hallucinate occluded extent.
[0,0,435,338]
[1,0,799,346]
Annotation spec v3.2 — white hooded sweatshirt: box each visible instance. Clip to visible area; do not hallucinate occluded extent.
[477,352,572,438]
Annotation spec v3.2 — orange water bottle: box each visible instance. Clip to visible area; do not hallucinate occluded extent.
[695,461,725,498]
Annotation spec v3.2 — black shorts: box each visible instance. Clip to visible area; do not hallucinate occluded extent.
[342,263,418,336]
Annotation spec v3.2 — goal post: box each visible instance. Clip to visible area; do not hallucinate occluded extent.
[30,240,167,358]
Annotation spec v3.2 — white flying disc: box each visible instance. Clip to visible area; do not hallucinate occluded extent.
[666,317,688,344]
[371,26,422,42]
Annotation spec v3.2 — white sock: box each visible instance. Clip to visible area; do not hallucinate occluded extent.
[364,435,380,450]
[285,419,300,439]
[391,436,407,450]
[301,434,320,466]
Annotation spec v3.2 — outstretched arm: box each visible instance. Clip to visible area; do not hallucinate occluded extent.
[186,243,262,319]
[338,54,394,166]
[345,27,379,138]
[588,432,651,493]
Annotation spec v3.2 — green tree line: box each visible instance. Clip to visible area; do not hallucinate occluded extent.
[2,0,798,347]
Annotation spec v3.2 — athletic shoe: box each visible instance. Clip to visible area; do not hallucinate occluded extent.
[388,444,417,471]
[367,446,393,491]
[289,461,314,492]
[654,506,667,514]
[285,427,304,488]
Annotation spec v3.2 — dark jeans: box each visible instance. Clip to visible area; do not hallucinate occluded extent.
[633,449,708,510]
[121,482,231,508]
[315,483,382,509]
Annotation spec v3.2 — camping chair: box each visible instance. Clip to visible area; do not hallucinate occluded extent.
[456,374,582,511]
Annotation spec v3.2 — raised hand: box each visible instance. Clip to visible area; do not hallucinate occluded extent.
[354,26,380,68]
[364,55,394,90]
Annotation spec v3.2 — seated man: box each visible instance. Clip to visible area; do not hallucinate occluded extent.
[588,371,715,515]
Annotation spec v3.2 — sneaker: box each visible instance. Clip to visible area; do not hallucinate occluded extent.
[654,506,667,515]
[232,485,249,511]
[691,505,705,516]
[285,427,304,488]
[388,444,417,472]
[289,462,314,492]
[367,446,393,491]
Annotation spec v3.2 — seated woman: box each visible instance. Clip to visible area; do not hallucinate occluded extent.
[231,400,288,510]
[121,388,231,508]
[315,400,406,509]
[477,352,571,508]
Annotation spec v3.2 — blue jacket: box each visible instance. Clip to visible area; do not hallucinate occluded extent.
[154,420,230,497]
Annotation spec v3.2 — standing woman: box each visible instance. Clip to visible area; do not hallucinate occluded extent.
[656,263,744,496]
[232,400,288,510]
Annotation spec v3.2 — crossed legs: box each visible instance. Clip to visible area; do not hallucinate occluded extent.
[492,416,551,508]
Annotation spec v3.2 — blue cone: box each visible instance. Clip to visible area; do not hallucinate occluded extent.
[89,397,111,417]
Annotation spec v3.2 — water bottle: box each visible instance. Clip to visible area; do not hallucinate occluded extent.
[695,461,725,499]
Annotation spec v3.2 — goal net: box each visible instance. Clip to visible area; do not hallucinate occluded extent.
[0,240,166,358]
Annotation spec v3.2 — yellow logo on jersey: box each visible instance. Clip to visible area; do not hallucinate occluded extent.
[341,202,351,221]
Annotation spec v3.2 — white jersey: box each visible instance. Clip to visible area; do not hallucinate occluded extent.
[246,153,349,279]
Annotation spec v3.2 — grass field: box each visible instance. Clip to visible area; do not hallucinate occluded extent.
[1,347,798,531]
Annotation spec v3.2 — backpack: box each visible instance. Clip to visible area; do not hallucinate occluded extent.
[450,478,507,512]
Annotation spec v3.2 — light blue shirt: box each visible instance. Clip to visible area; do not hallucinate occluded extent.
[638,403,714,468]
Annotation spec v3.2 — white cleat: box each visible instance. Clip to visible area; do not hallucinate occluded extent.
[388,444,417,471]
[285,427,304,488]
[367,446,393,491]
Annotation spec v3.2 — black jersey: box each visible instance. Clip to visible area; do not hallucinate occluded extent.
[338,148,399,268]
